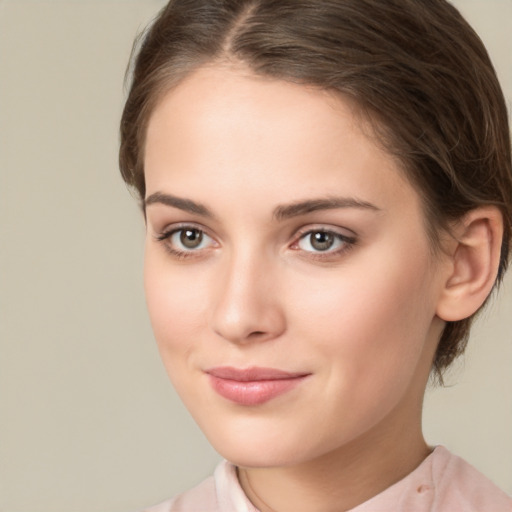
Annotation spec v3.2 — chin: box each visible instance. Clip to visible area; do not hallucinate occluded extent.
[198,419,328,469]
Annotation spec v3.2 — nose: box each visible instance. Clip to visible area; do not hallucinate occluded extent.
[209,250,286,344]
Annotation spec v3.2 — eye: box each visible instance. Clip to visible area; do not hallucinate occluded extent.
[173,228,207,250]
[296,229,355,253]
[156,225,216,257]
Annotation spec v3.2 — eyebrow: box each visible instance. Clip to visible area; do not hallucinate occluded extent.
[144,192,380,220]
[145,192,214,218]
[273,197,381,220]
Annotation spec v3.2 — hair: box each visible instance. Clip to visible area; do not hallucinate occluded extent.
[119,0,512,382]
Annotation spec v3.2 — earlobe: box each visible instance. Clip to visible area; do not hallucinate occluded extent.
[436,206,503,322]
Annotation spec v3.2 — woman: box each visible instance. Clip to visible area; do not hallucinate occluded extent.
[120,1,512,510]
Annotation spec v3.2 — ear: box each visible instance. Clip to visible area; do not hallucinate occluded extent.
[436,206,503,322]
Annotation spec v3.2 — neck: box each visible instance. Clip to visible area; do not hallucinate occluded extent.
[237,395,430,512]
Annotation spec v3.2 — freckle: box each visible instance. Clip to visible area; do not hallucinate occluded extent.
[416,484,431,494]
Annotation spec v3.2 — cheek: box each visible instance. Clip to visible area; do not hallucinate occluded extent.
[282,255,438,437]
[287,247,437,373]
[143,250,208,356]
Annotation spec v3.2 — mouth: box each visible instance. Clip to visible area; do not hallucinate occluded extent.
[205,366,311,406]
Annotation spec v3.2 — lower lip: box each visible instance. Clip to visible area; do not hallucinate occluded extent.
[208,375,307,406]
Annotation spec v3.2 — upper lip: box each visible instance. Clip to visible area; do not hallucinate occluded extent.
[205,366,310,381]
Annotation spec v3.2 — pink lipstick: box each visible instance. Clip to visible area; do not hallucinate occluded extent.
[206,367,310,406]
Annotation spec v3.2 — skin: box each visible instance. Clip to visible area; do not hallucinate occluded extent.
[143,64,455,512]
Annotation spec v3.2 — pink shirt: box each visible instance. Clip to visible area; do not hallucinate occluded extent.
[144,446,512,511]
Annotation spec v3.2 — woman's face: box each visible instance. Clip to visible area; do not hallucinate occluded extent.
[143,65,448,468]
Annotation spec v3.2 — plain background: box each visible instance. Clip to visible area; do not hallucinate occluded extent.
[0,1,511,511]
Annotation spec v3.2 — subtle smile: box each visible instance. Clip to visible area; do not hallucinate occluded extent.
[205,367,311,406]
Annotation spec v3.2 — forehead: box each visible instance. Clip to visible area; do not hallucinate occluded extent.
[146,64,362,164]
[144,65,420,219]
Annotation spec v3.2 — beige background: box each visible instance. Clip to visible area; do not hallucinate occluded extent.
[0,1,510,511]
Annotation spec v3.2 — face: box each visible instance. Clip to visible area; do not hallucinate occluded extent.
[143,65,447,468]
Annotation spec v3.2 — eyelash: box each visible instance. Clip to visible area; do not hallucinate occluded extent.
[154,225,357,261]
[291,228,357,260]
[155,224,215,260]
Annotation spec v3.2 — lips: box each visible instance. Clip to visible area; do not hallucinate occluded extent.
[205,366,310,406]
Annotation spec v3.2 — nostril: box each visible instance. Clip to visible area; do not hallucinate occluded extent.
[248,331,267,338]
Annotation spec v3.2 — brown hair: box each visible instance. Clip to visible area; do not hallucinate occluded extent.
[119,0,512,381]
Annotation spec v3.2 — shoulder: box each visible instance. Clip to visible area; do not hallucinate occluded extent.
[140,460,256,512]
[142,474,217,512]
[431,446,512,511]
[350,446,511,512]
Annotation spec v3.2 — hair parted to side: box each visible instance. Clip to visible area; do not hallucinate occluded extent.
[119,0,512,382]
